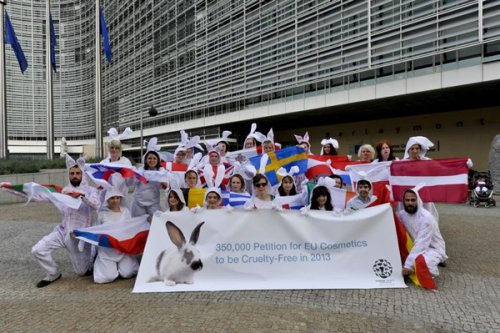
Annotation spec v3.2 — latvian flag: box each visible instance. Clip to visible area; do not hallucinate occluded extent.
[73,215,150,255]
[390,158,469,203]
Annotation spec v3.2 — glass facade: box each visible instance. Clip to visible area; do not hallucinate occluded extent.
[5,0,500,146]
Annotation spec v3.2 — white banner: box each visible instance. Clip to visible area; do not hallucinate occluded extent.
[133,204,406,292]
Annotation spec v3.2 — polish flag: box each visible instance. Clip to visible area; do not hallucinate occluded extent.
[305,155,350,179]
[390,158,469,203]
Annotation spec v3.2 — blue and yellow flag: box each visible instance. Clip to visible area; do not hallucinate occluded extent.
[249,146,308,186]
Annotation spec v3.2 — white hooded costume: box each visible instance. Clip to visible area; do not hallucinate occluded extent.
[94,175,139,284]
[397,186,448,277]
[32,155,101,282]
[403,136,434,160]
[130,138,167,217]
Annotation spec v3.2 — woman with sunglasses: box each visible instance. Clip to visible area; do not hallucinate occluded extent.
[244,174,282,210]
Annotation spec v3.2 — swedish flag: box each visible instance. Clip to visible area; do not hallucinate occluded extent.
[250,146,308,186]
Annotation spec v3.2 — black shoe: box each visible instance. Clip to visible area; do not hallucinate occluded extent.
[36,274,62,288]
[438,261,447,268]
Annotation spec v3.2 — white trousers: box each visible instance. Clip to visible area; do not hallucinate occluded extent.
[129,199,160,218]
[32,227,91,281]
[93,247,139,284]
[423,249,445,277]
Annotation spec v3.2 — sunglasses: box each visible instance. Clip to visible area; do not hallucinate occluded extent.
[255,182,267,188]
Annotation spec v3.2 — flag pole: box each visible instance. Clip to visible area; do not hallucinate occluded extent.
[45,0,54,160]
[0,0,9,159]
[95,0,103,159]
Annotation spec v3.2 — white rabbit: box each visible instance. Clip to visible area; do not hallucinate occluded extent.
[148,221,205,286]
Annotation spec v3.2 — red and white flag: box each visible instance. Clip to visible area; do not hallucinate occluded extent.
[305,155,350,179]
[347,162,392,206]
[390,158,469,203]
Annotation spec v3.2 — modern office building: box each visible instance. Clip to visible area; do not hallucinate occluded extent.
[3,0,500,168]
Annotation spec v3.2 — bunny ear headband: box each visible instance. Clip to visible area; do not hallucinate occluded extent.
[246,123,267,143]
[66,154,86,170]
[145,137,160,153]
[205,130,232,147]
[232,161,257,180]
[104,173,127,201]
[316,176,336,189]
[321,138,339,149]
[294,132,310,146]
[266,128,274,143]
[107,127,133,142]
[277,166,300,178]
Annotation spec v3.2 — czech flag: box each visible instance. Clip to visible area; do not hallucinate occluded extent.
[73,215,150,255]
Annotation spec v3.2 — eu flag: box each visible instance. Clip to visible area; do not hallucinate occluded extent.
[4,11,28,73]
[49,14,57,72]
[99,7,112,63]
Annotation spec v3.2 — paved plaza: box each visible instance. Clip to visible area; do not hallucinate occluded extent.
[0,200,499,332]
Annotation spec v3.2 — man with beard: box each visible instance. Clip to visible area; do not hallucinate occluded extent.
[346,179,377,211]
[31,155,100,288]
[397,188,448,277]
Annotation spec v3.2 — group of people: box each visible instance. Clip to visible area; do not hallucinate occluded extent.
[29,124,448,288]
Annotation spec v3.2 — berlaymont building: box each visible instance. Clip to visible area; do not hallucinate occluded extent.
[3,0,500,170]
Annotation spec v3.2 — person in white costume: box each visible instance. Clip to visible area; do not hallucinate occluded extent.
[130,137,167,217]
[32,155,100,288]
[398,186,448,277]
[93,176,139,284]
[100,127,133,166]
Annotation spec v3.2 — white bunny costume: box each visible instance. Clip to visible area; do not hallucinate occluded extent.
[32,155,100,285]
[397,185,448,277]
[130,137,167,217]
[101,127,133,165]
[94,175,139,284]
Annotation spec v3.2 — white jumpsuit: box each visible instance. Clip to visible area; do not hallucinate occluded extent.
[398,205,448,277]
[31,183,100,281]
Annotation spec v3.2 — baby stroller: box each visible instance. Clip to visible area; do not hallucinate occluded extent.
[469,171,496,208]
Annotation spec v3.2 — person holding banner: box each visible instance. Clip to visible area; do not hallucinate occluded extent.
[243,123,266,149]
[204,188,223,209]
[398,187,448,277]
[32,155,100,288]
[346,179,377,211]
[166,188,188,212]
[92,180,139,284]
[244,174,282,210]
[229,174,250,195]
[310,185,334,211]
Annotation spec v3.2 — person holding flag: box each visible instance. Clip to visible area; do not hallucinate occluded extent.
[31,155,100,288]
[92,175,139,284]
[398,186,448,278]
